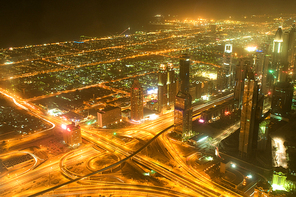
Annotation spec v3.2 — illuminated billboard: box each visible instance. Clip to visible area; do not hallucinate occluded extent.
[225,44,232,53]
[147,88,158,94]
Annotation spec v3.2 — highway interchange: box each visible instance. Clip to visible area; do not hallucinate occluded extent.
[0,87,243,197]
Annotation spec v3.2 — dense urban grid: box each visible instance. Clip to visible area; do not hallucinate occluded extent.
[1,14,296,197]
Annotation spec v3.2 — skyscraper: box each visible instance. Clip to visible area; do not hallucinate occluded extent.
[272,27,283,67]
[217,68,227,92]
[234,58,252,106]
[223,43,233,88]
[271,82,293,118]
[158,63,176,114]
[272,27,294,83]
[179,55,190,93]
[174,55,193,139]
[261,54,272,95]
[174,92,192,139]
[167,63,176,109]
[239,69,262,159]
[131,78,143,121]
[158,64,168,114]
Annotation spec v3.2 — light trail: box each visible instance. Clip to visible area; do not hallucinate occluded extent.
[0,151,40,178]
[0,88,56,145]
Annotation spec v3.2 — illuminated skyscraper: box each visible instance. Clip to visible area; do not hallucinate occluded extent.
[234,58,252,106]
[63,122,82,146]
[174,92,192,139]
[217,68,227,91]
[131,78,143,121]
[273,27,284,65]
[239,69,262,158]
[223,43,233,88]
[261,54,272,95]
[272,27,294,82]
[167,63,176,109]
[179,54,190,93]
[174,55,192,139]
[158,63,176,114]
[158,64,167,114]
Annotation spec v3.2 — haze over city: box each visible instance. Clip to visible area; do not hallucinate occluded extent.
[1,0,296,47]
[0,1,296,197]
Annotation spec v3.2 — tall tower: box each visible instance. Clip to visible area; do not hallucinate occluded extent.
[259,42,274,95]
[234,58,252,106]
[223,43,233,88]
[174,55,192,140]
[217,68,227,92]
[167,63,176,110]
[289,25,296,68]
[158,63,176,114]
[158,64,168,114]
[272,27,283,67]
[271,27,291,82]
[131,78,143,121]
[239,69,262,159]
[179,55,190,93]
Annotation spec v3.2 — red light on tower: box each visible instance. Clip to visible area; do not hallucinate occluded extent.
[268,91,271,95]
[225,111,230,115]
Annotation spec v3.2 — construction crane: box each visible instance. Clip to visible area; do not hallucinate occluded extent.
[119,27,131,36]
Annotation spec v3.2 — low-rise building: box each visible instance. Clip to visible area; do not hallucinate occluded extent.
[63,122,82,146]
[97,106,121,128]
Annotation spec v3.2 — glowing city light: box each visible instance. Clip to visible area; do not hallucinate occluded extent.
[272,184,286,191]
[224,111,230,115]
[245,46,257,52]
[4,61,14,65]
[206,156,213,161]
[148,114,159,120]
[61,124,67,130]
[231,164,236,168]
[197,136,208,143]
[199,119,205,123]
[147,88,158,94]
[201,95,209,100]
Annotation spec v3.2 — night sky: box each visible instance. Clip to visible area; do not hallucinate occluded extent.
[0,0,295,48]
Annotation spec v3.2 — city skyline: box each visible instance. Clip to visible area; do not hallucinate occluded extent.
[1,4,296,197]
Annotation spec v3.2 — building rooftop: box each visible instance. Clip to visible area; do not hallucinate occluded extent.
[98,105,121,114]
[67,122,80,130]
[256,180,271,191]
[270,116,296,140]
